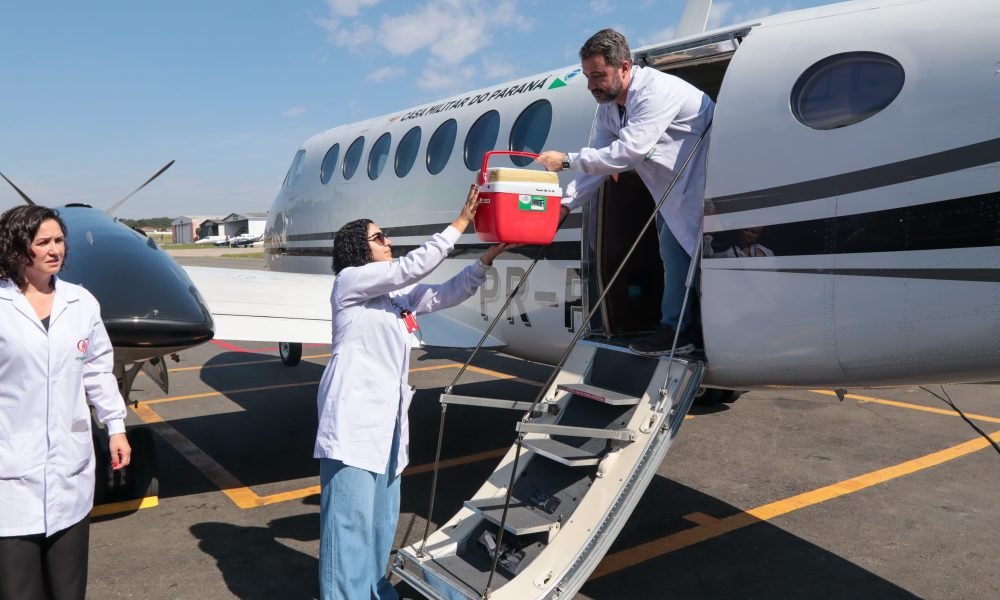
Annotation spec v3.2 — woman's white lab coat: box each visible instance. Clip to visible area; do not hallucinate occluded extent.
[314,226,487,476]
[0,276,126,537]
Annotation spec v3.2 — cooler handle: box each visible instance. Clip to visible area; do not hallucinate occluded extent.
[477,151,542,185]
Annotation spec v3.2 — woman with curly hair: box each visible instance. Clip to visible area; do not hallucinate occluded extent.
[315,185,506,599]
[0,205,130,600]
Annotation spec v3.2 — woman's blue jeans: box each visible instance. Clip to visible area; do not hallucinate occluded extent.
[319,431,401,600]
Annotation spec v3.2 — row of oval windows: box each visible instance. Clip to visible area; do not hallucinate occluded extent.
[286,98,553,187]
[286,51,906,187]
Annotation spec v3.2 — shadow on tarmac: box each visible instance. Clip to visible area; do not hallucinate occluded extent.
[191,511,319,600]
[167,349,918,599]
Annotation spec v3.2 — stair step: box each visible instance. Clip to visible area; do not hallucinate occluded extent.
[464,496,560,536]
[440,394,556,413]
[522,438,606,466]
[517,422,636,442]
[557,383,640,406]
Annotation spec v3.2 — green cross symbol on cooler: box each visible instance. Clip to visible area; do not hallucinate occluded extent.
[518,194,547,211]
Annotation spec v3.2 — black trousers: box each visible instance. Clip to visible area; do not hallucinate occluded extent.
[0,516,89,600]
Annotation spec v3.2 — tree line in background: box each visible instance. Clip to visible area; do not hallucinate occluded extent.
[118,217,173,229]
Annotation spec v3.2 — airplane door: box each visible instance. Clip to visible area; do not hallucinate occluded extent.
[701,0,1000,387]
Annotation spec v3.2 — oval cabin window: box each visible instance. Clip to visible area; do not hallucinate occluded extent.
[791,52,905,130]
[509,100,552,166]
[464,110,500,171]
[395,127,421,178]
[343,136,365,180]
[368,132,392,180]
[320,144,340,185]
[427,119,457,175]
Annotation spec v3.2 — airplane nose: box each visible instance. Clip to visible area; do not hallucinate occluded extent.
[57,207,214,353]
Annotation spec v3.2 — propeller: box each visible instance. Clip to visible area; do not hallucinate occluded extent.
[0,171,37,205]
[105,160,175,215]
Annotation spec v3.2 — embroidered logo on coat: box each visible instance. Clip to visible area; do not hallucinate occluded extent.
[76,338,89,360]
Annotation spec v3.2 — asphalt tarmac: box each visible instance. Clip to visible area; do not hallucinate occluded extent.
[87,257,1000,599]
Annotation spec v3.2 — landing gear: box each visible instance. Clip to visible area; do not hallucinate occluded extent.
[279,342,302,366]
[94,426,159,505]
[693,388,743,406]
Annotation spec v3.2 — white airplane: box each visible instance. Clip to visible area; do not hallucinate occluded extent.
[190,0,1000,392]
[180,0,1000,596]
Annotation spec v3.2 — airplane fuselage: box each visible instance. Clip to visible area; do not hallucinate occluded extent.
[264,0,1000,390]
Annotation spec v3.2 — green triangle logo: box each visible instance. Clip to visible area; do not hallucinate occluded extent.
[548,78,567,89]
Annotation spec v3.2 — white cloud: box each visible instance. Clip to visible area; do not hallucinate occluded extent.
[365,66,406,83]
[325,0,380,18]
[378,0,532,65]
[481,57,517,81]
[416,60,476,91]
[590,0,613,15]
[638,25,675,46]
[282,106,306,118]
[315,17,374,48]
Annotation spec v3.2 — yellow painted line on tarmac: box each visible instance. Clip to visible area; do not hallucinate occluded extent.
[591,427,1000,579]
[403,448,509,476]
[144,381,320,405]
[91,496,159,517]
[241,447,513,508]
[809,390,1000,423]
[131,403,263,509]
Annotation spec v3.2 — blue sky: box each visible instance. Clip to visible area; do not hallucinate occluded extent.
[0,0,830,219]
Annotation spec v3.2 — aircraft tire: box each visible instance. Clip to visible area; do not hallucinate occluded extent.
[94,426,159,504]
[693,388,743,406]
[125,426,160,500]
[279,342,302,366]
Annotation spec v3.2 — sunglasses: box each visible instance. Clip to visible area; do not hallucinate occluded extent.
[367,231,390,245]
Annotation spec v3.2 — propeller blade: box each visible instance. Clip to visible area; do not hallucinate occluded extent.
[0,171,37,205]
[105,160,175,215]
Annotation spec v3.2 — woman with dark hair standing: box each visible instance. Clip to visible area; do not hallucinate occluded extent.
[0,205,131,600]
[316,185,506,600]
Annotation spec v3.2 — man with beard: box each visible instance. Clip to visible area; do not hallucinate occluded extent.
[536,28,714,355]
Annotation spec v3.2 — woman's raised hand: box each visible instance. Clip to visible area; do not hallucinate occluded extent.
[452,184,481,232]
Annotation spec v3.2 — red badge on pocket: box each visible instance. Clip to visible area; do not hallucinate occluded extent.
[400,310,419,333]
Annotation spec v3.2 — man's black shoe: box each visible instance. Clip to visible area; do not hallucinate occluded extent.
[628,326,695,356]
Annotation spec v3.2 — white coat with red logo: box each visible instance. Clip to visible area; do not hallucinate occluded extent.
[0,276,127,537]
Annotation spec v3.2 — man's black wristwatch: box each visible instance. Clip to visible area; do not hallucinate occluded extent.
[561,155,571,171]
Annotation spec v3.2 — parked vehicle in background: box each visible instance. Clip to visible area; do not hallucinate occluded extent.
[228,233,261,247]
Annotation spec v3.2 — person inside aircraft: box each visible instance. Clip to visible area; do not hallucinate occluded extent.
[0,205,131,600]
[703,227,774,258]
[536,28,714,356]
[315,184,508,600]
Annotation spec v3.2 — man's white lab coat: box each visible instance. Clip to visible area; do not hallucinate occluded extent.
[564,65,715,256]
[0,277,126,537]
[314,226,487,476]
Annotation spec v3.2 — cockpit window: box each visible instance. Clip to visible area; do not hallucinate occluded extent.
[464,110,500,171]
[395,126,421,177]
[283,149,306,188]
[509,100,552,167]
[427,119,457,175]
[320,144,340,185]
[343,136,365,180]
[791,52,904,130]
[368,132,392,180]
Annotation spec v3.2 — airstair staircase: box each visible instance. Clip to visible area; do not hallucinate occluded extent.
[392,341,705,599]
[394,122,713,598]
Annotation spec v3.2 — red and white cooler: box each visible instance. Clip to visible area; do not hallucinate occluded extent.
[474,151,562,245]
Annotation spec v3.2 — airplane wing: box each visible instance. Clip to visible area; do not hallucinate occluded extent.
[182,266,505,349]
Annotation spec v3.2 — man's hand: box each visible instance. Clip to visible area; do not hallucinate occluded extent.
[535,151,566,172]
[559,205,571,224]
